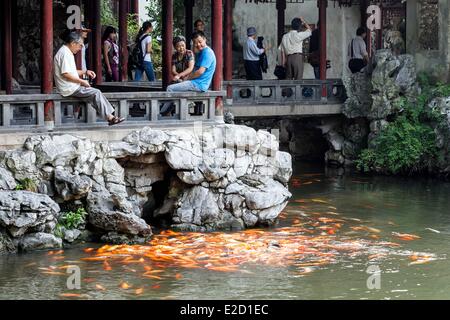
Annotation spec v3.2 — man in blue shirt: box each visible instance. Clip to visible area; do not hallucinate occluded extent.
[167,31,216,92]
[243,27,267,80]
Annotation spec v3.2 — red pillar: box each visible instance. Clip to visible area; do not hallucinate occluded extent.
[74,0,82,70]
[3,0,13,94]
[130,0,139,22]
[318,0,327,98]
[119,0,129,81]
[212,0,223,117]
[41,0,54,124]
[184,0,194,50]
[162,0,173,89]
[84,0,93,70]
[276,0,286,46]
[92,0,102,85]
[224,0,233,101]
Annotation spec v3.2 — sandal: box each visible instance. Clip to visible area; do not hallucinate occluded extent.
[108,116,125,126]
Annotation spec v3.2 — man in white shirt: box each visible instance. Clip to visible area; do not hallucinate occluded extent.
[281,17,312,80]
[54,31,124,125]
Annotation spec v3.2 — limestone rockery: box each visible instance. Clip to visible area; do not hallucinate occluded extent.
[0,125,292,253]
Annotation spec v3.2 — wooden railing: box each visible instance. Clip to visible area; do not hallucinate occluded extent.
[223,79,346,105]
[0,91,225,131]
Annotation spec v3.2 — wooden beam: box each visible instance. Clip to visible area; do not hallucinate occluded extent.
[212,0,223,116]
[162,0,174,89]
[119,0,129,81]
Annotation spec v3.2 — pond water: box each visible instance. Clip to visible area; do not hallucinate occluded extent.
[1,162,450,300]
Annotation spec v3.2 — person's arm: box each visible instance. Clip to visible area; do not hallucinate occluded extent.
[146,39,153,54]
[62,72,90,87]
[103,42,112,74]
[175,60,195,81]
[361,41,369,63]
[186,66,206,80]
[172,64,178,77]
[300,17,312,31]
[249,40,265,56]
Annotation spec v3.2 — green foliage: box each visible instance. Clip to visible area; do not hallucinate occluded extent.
[57,208,88,231]
[356,76,450,175]
[15,178,38,192]
[144,0,185,37]
[100,0,117,29]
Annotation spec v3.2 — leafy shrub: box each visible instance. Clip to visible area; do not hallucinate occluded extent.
[56,208,88,232]
[15,178,38,192]
[356,75,450,175]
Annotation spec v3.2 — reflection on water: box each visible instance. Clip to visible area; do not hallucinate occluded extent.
[1,162,450,300]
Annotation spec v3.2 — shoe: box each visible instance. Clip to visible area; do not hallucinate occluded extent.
[108,116,125,126]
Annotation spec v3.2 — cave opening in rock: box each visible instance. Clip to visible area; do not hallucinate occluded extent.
[141,171,173,229]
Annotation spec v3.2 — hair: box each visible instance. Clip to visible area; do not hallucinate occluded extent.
[191,31,206,41]
[291,18,302,31]
[102,26,117,43]
[136,21,153,43]
[60,29,83,45]
[357,27,367,36]
[173,35,186,47]
[194,19,204,28]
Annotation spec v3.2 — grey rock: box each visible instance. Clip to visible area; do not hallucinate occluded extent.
[0,168,16,190]
[0,191,60,238]
[107,141,142,158]
[199,148,235,182]
[174,186,220,226]
[54,169,92,201]
[18,232,62,251]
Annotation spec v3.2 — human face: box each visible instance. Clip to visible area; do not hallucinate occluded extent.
[175,41,186,55]
[195,21,205,32]
[110,32,117,41]
[193,36,206,52]
[69,40,83,54]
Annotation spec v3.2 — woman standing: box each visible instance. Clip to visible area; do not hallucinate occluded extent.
[134,21,156,82]
[102,26,119,82]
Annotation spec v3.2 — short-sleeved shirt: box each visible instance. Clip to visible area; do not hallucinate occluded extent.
[172,50,194,74]
[281,29,312,55]
[348,36,368,59]
[140,34,153,62]
[191,46,216,92]
[53,45,80,97]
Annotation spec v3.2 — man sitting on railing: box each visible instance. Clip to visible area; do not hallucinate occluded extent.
[54,30,125,126]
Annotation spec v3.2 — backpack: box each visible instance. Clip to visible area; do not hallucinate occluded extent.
[129,34,150,70]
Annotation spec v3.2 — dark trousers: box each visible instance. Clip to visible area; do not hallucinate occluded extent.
[244,60,262,80]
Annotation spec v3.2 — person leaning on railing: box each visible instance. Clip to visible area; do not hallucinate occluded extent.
[53,30,125,126]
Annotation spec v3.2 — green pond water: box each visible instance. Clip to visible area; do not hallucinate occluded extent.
[1,162,450,300]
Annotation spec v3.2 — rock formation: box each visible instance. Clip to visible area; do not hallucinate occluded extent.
[0,124,292,253]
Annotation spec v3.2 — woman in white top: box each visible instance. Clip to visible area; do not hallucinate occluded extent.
[134,21,156,82]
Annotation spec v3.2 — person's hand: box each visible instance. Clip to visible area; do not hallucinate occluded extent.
[86,70,96,79]
[107,67,112,75]
[173,74,180,81]
[80,79,91,87]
